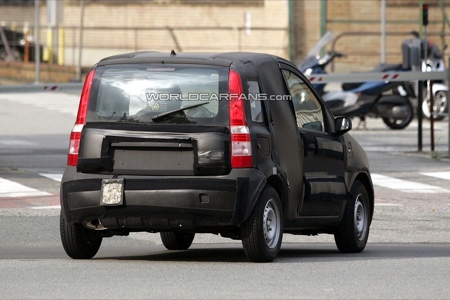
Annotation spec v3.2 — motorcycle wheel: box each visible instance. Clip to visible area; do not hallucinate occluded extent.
[382,101,414,130]
[421,90,447,121]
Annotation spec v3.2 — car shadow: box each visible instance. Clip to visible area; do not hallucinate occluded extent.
[93,242,450,263]
[95,245,249,263]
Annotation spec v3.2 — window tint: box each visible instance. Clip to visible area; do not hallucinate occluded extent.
[87,64,229,126]
[282,70,325,132]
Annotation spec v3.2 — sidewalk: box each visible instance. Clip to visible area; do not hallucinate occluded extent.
[0,77,31,85]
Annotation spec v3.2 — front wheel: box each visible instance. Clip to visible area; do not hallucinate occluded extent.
[334,181,371,253]
[382,101,414,130]
[60,211,102,259]
[241,186,283,262]
[160,232,195,250]
[422,90,447,121]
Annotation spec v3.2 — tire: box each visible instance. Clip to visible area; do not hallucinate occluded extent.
[334,181,371,253]
[241,186,283,263]
[382,101,414,130]
[60,211,102,259]
[421,90,447,121]
[160,232,195,250]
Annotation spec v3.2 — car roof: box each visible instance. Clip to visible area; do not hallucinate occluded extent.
[96,50,288,68]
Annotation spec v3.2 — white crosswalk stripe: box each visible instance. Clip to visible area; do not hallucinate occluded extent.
[39,173,63,182]
[0,177,51,198]
[0,92,79,116]
[422,171,450,181]
[375,203,404,207]
[371,173,450,193]
[31,205,61,210]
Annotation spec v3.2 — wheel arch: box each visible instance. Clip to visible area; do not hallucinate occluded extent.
[353,172,374,221]
[266,174,287,212]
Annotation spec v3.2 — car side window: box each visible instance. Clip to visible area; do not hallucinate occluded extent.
[282,69,325,132]
[248,80,264,122]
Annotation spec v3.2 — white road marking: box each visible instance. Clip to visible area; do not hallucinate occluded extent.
[0,140,37,146]
[371,173,450,194]
[375,203,404,206]
[31,205,61,210]
[0,177,51,198]
[0,92,79,116]
[422,172,450,181]
[39,173,63,182]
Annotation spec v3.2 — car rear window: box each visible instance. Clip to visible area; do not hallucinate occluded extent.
[86,64,229,126]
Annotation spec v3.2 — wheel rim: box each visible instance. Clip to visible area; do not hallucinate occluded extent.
[434,91,447,113]
[422,91,447,118]
[354,195,367,241]
[383,104,413,128]
[385,117,410,128]
[263,199,281,249]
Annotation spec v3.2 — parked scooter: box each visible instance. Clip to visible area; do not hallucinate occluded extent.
[339,33,448,121]
[300,51,414,129]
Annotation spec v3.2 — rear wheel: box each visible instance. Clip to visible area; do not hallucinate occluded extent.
[60,211,102,259]
[160,232,195,250]
[241,186,283,262]
[334,181,371,253]
[382,101,414,129]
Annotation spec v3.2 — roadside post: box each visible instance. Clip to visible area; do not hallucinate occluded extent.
[429,80,435,151]
[448,57,450,157]
[421,3,436,152]
[420,3,429,151]
[402,38,423,151]
[34,0,41,84]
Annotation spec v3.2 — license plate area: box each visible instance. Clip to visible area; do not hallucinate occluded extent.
[100,178,124,206]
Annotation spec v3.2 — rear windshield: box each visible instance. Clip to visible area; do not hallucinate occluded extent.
[87,64,229,125]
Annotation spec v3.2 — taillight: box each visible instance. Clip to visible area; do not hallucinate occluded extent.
[229,69,252,168]
[67,69,95,166]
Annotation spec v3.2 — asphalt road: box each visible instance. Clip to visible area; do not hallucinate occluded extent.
[0,91,450,299]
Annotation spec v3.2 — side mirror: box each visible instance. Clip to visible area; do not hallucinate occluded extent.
[334,116,352,136]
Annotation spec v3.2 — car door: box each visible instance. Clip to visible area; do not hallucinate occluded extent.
[280,64,347,217]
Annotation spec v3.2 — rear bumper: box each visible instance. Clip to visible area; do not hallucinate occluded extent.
[60,167,266,232]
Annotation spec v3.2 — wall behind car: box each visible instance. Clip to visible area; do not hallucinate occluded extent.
[0,61,85,83]
[1,0,288,68]
[54,0,289,67]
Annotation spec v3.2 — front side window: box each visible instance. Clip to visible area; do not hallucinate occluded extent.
[282,69,325,132]
[87,64,229,126]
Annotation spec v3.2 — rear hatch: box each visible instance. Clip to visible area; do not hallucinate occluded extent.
[73,63,234,176]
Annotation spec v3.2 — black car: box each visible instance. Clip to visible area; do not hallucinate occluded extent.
[60,51,374,262]
[0,26,41,61]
